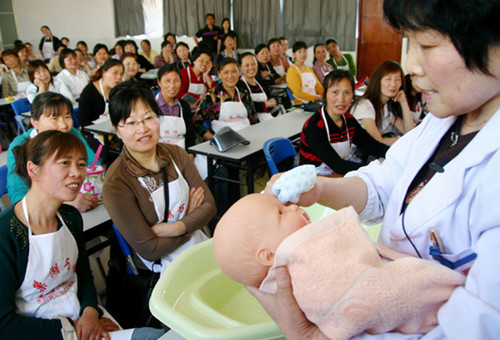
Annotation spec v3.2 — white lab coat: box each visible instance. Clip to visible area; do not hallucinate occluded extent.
[347,108,500,339]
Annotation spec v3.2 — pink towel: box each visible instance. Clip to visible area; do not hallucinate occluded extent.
[259,207,465,339]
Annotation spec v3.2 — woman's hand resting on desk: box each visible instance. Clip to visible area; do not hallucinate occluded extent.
[67,193,98,212]
[246,267,328,340]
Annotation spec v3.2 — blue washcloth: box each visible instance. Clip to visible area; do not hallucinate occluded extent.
[272,165,316,204]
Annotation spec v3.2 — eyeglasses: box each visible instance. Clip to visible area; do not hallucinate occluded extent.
[118,114,158,130]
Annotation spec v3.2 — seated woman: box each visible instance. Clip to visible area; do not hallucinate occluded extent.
[88,43,110,77]
[405,73,428,123]
[154,41,175,68]
[0,130,118,339]
[55,48,90,100]
[111,40,125,60]
[178,50,215,109]
[268,38,290,78]
[194,57,259,140]
[7,92,97,211]
[26,60,75,103]
[312,43,334,85]
[123,40,154,73]
[139,39,158,66]
[103,83,216,328]
[15,44,29,68]
[216,32,239,65]
[300,70,388,176]
[255,44,283,86]
[121,53,141,82]
[74,48,92,74]
[174,42,191,70]
[1,49,30,98]
[47,44,65,74]
[79,58,123,127]
[351,60,415,146]
[155,64,196,148]
[325,38,357,76]
[77,41,96,69]
[238,52,278,122]
[218,18,238,52]
[286,41,324,105]
[25,42,42,62]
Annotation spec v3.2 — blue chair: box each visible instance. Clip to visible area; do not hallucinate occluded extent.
[0,165,8,211]
[263,137,298,175]
[113,224,139,275]
[286,87,296,107]
[11,98,31,133]
[72,107,80,128]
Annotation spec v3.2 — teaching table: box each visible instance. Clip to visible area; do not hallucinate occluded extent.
[188,109,313,194]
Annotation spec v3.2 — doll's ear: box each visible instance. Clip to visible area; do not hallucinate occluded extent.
[256,247,275,266]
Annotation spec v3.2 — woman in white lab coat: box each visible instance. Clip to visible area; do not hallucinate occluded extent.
[251,0,500,338]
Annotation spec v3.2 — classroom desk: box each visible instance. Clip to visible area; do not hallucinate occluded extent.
[188,109,312,194]
[82,203,113,255]
[82,120,114,137]
[0,98,16,107]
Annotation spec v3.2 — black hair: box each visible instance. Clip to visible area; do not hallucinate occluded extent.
[141,39,151,47]
[267,38,281,47]
[61,37,69,42]
[174,42,190,56]
[292,41,307,53]
[120,52,138,62]
[190,49,212,63]
[13,130,87,188]
[222,32,237,46]
[93,43,109,56]
[313,43,325,64]
[2,49,18,58]
[123,40,138,54]
[216,57,239,72]
[31,92,73,120]
[109,82,160,127]
[13,39,24,47]
[383,0,500,75]
[77,41,88,48]
[158,63,181,80]
[27,60,52,84]
[239,52,256,65]
[325,38,338,46]
[322,69,355,99]
[161,40,172,49]
[254,44,269,55]
[59,48,77,69]
[40,25,50,31]
[164,32,176,42]
[206,13,215,20]
[90,58,123,82]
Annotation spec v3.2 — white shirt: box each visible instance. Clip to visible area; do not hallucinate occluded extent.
[55,69,89,99]
[352,98,399,136]
[26,77,76,104]
[348,109,500,339]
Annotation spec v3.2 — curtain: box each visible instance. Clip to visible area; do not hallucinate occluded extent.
[114,0,145,37]
[233,0,282,49]
[283,0,357,51]
[163,0,230,37]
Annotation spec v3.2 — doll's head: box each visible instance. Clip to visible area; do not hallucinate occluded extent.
[213,193,311,287]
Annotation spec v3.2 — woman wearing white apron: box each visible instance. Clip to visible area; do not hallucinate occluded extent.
[255,44,284,87]
[104,84,216,328]
[268,38,290,79]
[194,58,260,140]
[155,65,207,179]
[299,70,388,176]
[240,53,279,122]
[286,41,324,105]
[178,50,215,110]
[325,38,357,76]
[1,49,30,98]
[312,43,334,85]
[0,131,122,339]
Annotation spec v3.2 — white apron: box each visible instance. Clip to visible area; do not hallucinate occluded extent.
[187,67,207,96]
[137,157,207,273]
[11,69,30,95]
[273,58,286,77]
[292,64,317,104]
[15,197,81,321]
[155,94,187,149]
[316,108,360,175]
[331,55,349,71]
[42,40,55,60]
[242,77,273,122]
[211,87,250,133]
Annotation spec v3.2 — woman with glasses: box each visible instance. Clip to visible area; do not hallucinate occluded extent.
[103,83,216,328]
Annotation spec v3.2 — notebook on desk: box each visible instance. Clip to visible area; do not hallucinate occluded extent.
[210,126,250,152]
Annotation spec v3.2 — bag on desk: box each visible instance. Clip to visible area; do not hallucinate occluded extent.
[210,126,250,152]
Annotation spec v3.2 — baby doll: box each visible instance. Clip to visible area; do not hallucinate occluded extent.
[213,193,465,340]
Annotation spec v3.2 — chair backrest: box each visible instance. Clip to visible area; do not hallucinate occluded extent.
[113,224,139,275]
[0,165,8,211]
[286,87,296,106]
[11,98,31,133]
[263,137,297,175]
